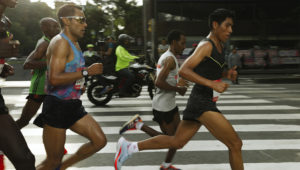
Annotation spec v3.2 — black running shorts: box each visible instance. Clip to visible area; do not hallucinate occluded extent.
[183,85,221,122]
[34,95,87,129]
[26,94,46,103]
[152,106,179,125]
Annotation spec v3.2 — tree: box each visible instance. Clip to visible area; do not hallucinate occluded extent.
[5,0,55,56]
[93,0,143,38]
[3,0,143,56]
[79,2,110,50]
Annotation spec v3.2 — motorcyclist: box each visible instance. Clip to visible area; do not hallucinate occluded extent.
[115,34,139,97]
[102,36,116,74]
[83,44,98,67]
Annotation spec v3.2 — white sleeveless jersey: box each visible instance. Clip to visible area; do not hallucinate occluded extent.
[152,49,179,112]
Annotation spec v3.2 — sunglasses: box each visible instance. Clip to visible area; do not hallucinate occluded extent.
[61,16,86,24]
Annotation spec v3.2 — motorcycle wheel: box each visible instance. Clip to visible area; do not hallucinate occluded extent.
[87,82,113,106]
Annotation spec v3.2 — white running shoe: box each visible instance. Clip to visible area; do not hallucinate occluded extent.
[114,137,132,170]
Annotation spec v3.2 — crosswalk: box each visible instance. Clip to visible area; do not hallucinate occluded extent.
[2,79,300,170]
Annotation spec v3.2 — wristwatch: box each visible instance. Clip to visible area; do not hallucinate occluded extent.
[81,69,88,77]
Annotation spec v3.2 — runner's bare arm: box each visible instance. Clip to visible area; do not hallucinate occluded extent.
[179,41,228,93]
[23,41,48,70]
[179,41,212,87]
[48,38,83,86]
[156,56,186,95]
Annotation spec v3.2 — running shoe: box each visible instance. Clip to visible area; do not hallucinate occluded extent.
[119,114,142,135]
[114,137,131,170]
[0,154,4,170]
[160,165,181,170]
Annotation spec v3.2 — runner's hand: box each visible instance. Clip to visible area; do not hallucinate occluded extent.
[177,77,189,87]
[87,63,103,75]
[211,81,228,93]
[0,63,14,78]
[177,86,187,96]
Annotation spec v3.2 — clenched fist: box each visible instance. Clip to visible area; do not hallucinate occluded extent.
[0,35,20,58]
[177,77,189,87]
[176,86,187,96]
[87,63,103,75]
[211,81,228,93]
[0,63,14,78]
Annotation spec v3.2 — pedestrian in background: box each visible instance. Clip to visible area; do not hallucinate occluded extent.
[158,38,169,57]
[227,47,241,84]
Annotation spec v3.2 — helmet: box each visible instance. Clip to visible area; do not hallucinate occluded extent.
[118,34,134,44]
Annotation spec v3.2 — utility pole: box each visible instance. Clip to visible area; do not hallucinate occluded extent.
[143,0,157,66]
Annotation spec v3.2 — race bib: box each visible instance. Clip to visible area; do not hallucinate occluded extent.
[212,90,220,102]
[74,78,85,90]
[74,67,85,90]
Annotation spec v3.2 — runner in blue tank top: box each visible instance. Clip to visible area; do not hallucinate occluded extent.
[33,4,106,170]
[114,9,243,170]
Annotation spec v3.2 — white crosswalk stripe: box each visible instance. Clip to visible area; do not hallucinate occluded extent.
[7,139,300,155]
[3,80,300,170]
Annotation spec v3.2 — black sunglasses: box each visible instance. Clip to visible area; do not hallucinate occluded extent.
[61,16,86,24]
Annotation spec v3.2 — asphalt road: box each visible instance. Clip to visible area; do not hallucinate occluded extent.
[1,76,300,170]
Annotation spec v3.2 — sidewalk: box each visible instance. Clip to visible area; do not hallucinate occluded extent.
[240,68,300,75]
[240,68,300,84]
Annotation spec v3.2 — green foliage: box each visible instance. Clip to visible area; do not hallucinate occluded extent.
[79,2,110,48]
[5,0,56,56]
[93,0,143,37]
[3,0,142,55]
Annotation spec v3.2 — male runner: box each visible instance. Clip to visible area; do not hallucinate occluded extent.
[16,17,60,129]
[34,4,107,170]
[114,8,243,170]
[119,30,187,170]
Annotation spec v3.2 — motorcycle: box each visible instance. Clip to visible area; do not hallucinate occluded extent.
[87,63,156,106]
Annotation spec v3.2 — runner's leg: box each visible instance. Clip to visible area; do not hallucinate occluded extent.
[16,99,42,129]
[138,120,201,151]
[159,111,180,163]
[198,111,243,170]
[0,114,35,170]
[60,114,106,169]
[36,124,66,170]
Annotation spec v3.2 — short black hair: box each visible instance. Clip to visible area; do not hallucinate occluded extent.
[57,4,82,27]
[167,30,185,45]
[208,8,235,30]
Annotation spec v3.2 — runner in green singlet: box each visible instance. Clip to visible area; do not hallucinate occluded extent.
[16,17,60,129]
